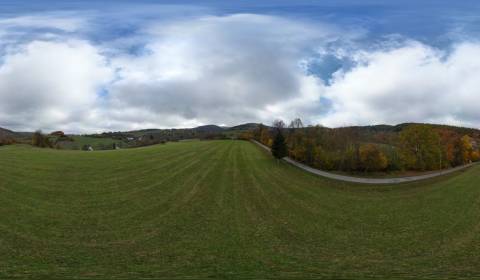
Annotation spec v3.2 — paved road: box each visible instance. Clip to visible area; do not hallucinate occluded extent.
[251,140,475,184]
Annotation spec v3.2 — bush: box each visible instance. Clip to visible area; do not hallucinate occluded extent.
[32,131,52,148]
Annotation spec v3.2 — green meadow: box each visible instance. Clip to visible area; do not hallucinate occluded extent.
[1,140,479,279]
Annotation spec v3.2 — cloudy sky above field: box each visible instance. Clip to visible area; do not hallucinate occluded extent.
[1,0,480,132]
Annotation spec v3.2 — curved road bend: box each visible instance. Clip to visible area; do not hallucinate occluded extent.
[251,140,475,184]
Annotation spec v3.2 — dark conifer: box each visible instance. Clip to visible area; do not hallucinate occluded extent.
[271,128,287,159]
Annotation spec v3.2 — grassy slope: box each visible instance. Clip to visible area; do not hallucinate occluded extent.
[0,141,479,279]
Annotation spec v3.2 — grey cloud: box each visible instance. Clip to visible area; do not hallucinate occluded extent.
[1,12,480,132]
[107,14,336,128]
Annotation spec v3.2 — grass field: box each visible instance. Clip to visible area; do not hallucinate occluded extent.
[1,140,480,279]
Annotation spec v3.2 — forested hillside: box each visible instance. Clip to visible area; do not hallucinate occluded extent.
[2,121,480,170]
[251,119,480,173]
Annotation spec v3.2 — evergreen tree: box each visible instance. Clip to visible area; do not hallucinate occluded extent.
[271,129,287,159]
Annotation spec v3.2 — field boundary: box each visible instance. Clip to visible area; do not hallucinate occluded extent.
[251,140,475,184]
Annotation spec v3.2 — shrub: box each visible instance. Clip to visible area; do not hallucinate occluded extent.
[32,130,52,148]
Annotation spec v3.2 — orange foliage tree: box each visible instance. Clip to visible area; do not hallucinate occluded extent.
[359,144,388,172]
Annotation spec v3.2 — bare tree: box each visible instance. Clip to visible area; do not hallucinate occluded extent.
[273,119,285,129]
[289,118,304,129]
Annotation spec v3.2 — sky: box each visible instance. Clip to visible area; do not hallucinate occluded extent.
[0,0,480,132]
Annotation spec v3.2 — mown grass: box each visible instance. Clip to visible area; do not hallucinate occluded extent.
[0,140,479,279]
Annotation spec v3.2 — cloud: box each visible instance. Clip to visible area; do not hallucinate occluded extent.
[321,41,480,128]
[0,10,479,132]
[0,40,113,132]
[106,14,339,128]
[0,13,86,33]
[0,13,89,57]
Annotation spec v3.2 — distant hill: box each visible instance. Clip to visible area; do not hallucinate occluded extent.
[393,123,480,135]
[193,125,225,133]
[193,123,265,132]
[0,127,16,138]
[339,123,480,136]
[228,123,262,131]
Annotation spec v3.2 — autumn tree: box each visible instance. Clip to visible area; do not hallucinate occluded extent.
[359,144,388,172]
[399,125,442,170]
[287,118,305,160]
[472,150,480,162]
[342,143,360,171]
[458,135,474,164]
[437,128,460,167]
[238,130,253,140]
[313,145,335,170]
[253,124,271,146]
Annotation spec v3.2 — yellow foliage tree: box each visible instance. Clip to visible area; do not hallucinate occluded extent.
[399,125,442,170]
[260,129,270,146]
[460,135,474,164]
[267,138,273,147]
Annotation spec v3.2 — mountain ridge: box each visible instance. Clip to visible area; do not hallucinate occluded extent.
[1,122,479,136]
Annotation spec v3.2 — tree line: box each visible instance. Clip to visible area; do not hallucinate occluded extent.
[251,119,480,172]
[0,136,15,146]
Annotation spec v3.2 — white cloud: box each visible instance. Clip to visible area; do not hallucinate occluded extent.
[0,40,113,132]
[321,41,480,128]
[106,14,338,128]
[0,12,480,132]
[0,14,85,32]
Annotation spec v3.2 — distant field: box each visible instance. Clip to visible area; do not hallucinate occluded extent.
[57,135,126,150]
[1,141,479,279]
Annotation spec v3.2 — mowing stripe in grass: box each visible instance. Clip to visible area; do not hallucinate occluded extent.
[1,140,480,278]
